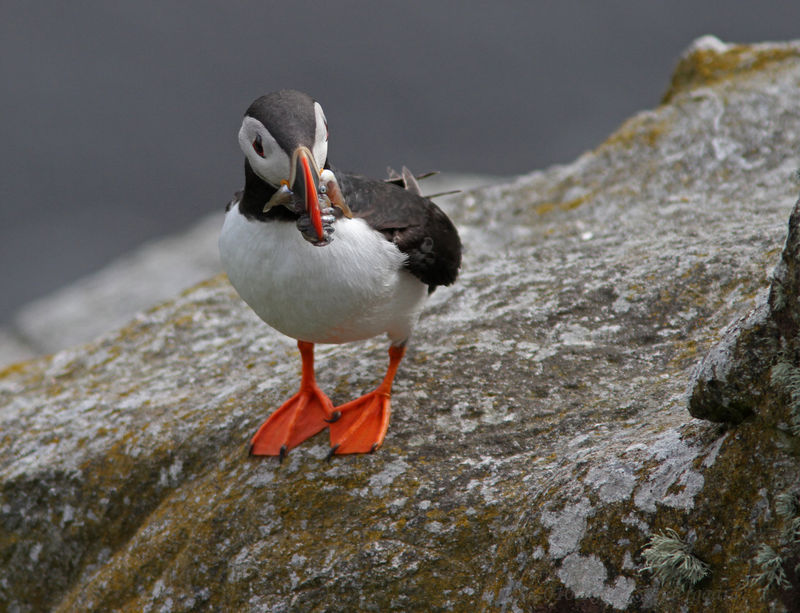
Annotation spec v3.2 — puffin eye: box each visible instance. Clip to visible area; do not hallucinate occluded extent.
[252,134,265,157]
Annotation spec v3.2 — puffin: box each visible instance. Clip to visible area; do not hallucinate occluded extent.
[219,90,461,459]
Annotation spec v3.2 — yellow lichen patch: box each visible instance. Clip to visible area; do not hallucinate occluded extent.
[559,195,588,211]
[0,358,39,380]
[532,191,592,217]
[601,113,671,151]
[672,338,700,367]
[663,44,800,103]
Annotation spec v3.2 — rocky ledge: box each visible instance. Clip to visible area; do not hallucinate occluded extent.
[3,36,800,611]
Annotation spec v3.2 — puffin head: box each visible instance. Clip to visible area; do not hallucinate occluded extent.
[239,90,329,238]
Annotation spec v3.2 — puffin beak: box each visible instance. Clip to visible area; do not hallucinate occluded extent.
[289,146,324,241]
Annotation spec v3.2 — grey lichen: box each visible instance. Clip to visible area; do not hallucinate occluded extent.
[770,361,800,435]
[640,528,710,592]
[786,518,800,544]
[771,275,788,312]
[775,491,799,520]
[775,491,800,544]
[749,544,790,596]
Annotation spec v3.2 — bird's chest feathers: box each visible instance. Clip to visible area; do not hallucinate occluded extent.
[220,206,415,342]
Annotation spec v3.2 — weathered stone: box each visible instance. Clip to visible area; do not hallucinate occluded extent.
[8,214,223,358]
[687,295,776,423]
[0,329,35,367]
[688,188,800,425]
[3,36,800,611]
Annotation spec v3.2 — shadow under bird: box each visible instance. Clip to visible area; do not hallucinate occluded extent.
[219,90,461,459]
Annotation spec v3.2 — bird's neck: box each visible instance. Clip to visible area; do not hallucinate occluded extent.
[237,158,335,222]
[239,160,293,222]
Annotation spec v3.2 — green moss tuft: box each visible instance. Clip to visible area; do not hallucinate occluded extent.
[641,528,710,592]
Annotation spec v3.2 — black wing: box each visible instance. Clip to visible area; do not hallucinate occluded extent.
[335,170,462,289]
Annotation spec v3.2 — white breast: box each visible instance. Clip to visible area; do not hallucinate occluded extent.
[219,204,428,345]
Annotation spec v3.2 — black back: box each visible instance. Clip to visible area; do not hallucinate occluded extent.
[335,170,461,289]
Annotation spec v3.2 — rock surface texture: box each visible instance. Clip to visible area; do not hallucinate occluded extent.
[3,36,800,611]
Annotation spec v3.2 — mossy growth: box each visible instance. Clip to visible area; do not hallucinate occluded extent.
[640,528,710,592]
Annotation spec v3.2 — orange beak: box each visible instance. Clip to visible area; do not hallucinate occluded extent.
[289,146,324,241]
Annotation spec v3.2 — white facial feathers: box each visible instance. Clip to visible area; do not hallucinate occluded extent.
[238,116,289,187]
[312,101,328,171]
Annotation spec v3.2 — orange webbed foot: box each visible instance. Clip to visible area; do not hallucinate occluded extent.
[328,390,391,455]
[327,344,405,456]
[250,381,334,458]
[250,340,335,459]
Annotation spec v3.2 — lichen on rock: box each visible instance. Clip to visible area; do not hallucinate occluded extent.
[4,36,800,611]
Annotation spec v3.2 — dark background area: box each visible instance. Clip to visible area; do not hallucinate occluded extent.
[2,2,799,322]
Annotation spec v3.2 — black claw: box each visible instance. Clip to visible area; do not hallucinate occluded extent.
[278,445,288,463]
[325,410,341,424]
[369,443,378,454]
[248,444,255,456]
[326,445,340,462]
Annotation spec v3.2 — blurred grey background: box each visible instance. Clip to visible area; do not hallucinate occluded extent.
[2,1,800,324]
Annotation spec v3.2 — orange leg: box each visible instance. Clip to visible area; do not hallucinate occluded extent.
[250,340,335,460]
[328,344,406,455]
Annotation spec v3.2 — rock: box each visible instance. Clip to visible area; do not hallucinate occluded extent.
[0,329,35,367]
[3,36,800,611]
[7,214,223,359]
